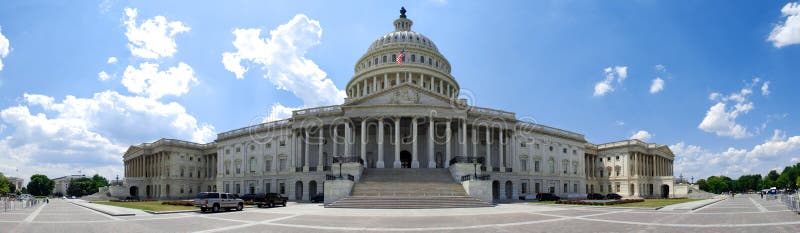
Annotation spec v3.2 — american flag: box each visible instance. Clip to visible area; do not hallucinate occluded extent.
[396,49,405,65]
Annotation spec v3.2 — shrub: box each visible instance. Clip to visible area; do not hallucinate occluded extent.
[161,200,194,206]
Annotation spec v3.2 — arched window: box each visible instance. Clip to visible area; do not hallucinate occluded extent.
[391,54,396,63]
[383,56,387,63]
[411,54,416,62]
[374,58,378,65]
[420,56,425,63]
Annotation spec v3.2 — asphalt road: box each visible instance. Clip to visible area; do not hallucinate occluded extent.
[1,194,798,233]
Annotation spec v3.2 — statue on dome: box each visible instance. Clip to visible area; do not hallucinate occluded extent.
[400,7,407,18]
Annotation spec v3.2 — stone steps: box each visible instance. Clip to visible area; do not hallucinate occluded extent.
[327,168,493,208]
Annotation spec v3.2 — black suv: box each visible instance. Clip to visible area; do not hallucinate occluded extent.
[606,193,622,200]
[536,193,561,201]
[310,193,324,203]
[254,193,288,208]
[586,193,604,200]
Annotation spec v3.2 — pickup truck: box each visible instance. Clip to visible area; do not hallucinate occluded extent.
[253,193,288,208]
[194,192,244,213]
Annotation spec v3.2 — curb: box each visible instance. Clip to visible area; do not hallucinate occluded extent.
[689,198,725,211]
[70,202,135,216]
[144,205,255,214]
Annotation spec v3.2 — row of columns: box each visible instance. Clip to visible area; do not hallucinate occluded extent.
[632,153,673,177]
[348,72,457,99]
[293,117,517,170]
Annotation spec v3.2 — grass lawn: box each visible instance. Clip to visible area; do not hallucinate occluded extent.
[93,201,198,212]
[612,199,701,208]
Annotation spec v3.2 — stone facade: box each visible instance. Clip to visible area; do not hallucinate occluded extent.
[52,175,85,196]
[122,8,675,201]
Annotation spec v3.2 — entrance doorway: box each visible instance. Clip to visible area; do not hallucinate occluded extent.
[129,186,138,197]
[309,181,318,198]
[661,185,669,198]
[505,181,513,199]
[492,180,500,200]
[295,181,303,200]
[400,150,412,168]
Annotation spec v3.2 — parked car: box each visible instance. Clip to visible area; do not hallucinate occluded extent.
[606,193,622,200]
[310,193,324,203]
[239,193,258,202]
[254,193,288,208]
[536,193,561,201]
[586,193,604,200]
[194,192,244,213]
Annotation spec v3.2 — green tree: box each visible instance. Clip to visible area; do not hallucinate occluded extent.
[27,174,54,196]
[67,177,96,197]
[0,172,10,195]
[696,179,708,192]
[90,174,109,189]
[706,176,730,194]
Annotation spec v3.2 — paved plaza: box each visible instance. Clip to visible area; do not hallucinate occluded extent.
[1,195,798,233]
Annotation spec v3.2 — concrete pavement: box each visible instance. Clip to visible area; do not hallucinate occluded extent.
[0,194,797,233]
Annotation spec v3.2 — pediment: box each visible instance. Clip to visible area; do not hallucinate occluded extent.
[346,83,453,107]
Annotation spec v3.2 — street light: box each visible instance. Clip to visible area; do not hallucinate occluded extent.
[334,156,343,179]
[472,156,478,180]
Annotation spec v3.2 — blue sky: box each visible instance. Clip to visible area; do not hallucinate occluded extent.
[0,0,799,182]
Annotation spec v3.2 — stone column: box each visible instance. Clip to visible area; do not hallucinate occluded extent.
[333,126,338,158]
[394,117,401,168]
[486,127,492,171]
[303,129,309,172]
[428,117,435,168]
[445,119,451,168]
[361,119,367,168]
[345,123,351,157]
[472,124,477,158]
[499,129,505,172]
[411,117,419,168]
[377,119,385,168]
[384,74,388,90]
[461,119,467,156]
[317,127,324,171]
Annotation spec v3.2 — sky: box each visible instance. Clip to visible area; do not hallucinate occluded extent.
[0,0,799,183]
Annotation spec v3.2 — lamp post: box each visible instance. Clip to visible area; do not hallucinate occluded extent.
[334,156,343,179]
[472,157,478,180]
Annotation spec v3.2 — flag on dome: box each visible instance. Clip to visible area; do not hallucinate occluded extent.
[396,49,405,65]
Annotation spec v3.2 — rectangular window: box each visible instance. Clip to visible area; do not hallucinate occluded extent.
[608,185,612,193]
[280,140,286,147]
[235,184,241,194]
[265,160,272,172]
[535,144,540,149]
[279,159,287,171]
[236,162,241,174]
[225,184,230,193]
[600,185,604,193]
[534,160,540,172]
[279,182,286,195]
[521,182,528,194]
[616,183,621,192]
[563,161,568,174]
[225,162,231,175]
[521,160,528,171]
[520,143,526,147]
[535,183,541,193]
[574,184,578,193]
[181,167,185,177]
[563,183,568,193]
[265,183,271,193]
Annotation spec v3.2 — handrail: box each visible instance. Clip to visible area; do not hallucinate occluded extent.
[517,121,583,140]
[460,174,491,181]
[293,105,342,117]
[471,106,515,118]
[448,156,484,166]
[332,156,364,164]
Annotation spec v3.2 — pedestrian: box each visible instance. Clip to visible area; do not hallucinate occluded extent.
[760,192,764,199]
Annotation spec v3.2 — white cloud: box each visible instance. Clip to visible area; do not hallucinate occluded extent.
[98,71,110,81]
[768,2,800,48]
[671,130,800,179]
[655,64,666,73]
[698,79,761,139]
[0,25,10,71]
[629,130,653,141]
[593,66,628,96]
[649,77,664,94]
[761,81,770,95]
[121,62,197,99]
[615,120,625,126]
[107,57,118,64]
[265,103,299,122]
[0,91,215,180]
[222,14,346,107]
[123,8,190,59]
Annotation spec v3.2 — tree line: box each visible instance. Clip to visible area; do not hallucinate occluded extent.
[696,162,800,194]
[0,173,109,197]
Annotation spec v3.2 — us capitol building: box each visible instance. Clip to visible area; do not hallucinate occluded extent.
[122,8,675,205]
